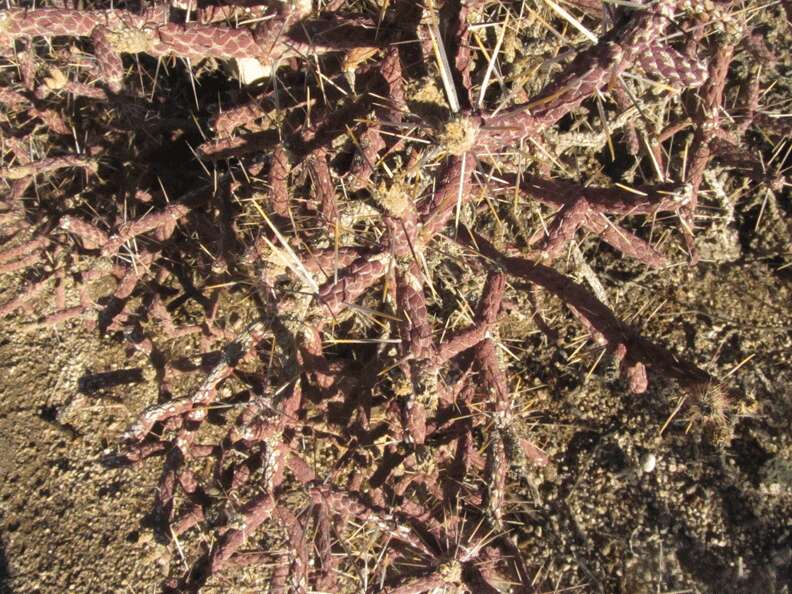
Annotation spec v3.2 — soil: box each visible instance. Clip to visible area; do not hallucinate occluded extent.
[0,318,162,593]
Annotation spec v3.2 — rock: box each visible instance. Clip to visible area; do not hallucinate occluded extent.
[641,452,657,473]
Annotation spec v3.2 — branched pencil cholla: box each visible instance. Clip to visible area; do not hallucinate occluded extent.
[0,0,788,592]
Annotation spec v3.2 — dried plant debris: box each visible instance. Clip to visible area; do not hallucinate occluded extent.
[0,0,790,592]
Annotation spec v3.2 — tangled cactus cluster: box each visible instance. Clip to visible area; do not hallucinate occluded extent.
[1,0,789,591]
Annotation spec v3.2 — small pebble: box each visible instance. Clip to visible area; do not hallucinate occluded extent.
[641,453,657,473]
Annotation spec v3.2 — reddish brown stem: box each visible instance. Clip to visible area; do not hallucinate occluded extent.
[456,228,711,390]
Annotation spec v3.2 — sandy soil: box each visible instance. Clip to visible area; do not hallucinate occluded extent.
[0,320,164,593]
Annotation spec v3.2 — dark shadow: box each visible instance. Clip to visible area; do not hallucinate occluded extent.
[78,367,144,394]
[0,534,13,594]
